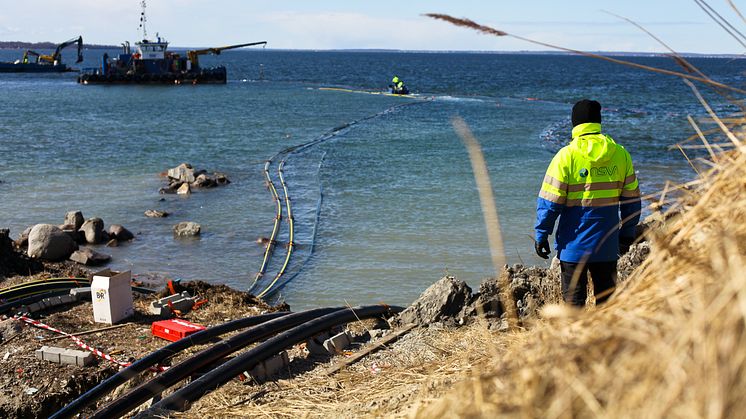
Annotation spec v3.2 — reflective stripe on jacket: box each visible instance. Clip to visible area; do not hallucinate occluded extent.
[535,122,641,262]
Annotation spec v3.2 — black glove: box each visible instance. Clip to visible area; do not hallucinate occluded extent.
[619,236,635,255]
[535,239,551,259]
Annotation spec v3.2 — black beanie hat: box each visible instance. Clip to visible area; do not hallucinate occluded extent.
[571,99,602,127]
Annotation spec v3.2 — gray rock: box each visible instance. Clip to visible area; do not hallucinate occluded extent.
[64,211,84,230]
[59,224,84,243]
[192,173,217,188]
[173,221,201,237]
[108,224,134,241]
[15,225,33,247]
[79,218,108,244]
[214,172,230,186]
[167,163,195,183]
[396,276,472,327]
[144,209,170,218]
[27,224,78,261]
[159,181,182,194]
[69,248,111,266]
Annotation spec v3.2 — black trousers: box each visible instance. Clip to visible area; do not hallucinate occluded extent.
[560,261,618,307]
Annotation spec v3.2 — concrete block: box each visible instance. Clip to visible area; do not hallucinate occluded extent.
[59,348,94,367]
[36,346,64,363]
[306,331,332,356]
[70,287,91,301]
[323,331,352,354]
[249,351,289,382]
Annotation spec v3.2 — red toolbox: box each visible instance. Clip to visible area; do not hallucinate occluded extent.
[152,319,206,342]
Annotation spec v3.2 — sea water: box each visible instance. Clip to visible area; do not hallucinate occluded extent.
[0,49,741,308]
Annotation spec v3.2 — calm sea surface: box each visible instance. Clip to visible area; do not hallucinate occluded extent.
[0,49,741,308]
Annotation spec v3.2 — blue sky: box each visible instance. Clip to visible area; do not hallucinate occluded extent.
[1,0,744,53]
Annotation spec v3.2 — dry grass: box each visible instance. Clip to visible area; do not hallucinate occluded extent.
[415,150,746,417]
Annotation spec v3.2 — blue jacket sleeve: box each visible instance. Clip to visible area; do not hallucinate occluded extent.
[535,197,562,243]
[619,197,641,238]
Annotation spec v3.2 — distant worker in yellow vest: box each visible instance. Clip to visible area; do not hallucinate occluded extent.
[534,99,641,307]
[390,75,409,94]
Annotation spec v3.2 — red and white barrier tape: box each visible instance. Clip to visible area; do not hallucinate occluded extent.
[15,315,167,372]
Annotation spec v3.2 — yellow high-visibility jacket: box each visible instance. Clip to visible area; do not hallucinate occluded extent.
[535,122,641,262]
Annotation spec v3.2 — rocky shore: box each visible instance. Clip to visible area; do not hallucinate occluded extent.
[0,213,653,418]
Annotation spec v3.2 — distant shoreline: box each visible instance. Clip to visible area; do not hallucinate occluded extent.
[0,42,741,58]
[0,41,117,50]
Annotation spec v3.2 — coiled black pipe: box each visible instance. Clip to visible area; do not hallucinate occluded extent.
[50,311,290,419]
[0,279,91,302]
[148,304,402,413]
[91,307,344,419]
[0,290,71,315]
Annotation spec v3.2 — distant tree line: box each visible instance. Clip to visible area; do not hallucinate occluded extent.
[0,41,116,49]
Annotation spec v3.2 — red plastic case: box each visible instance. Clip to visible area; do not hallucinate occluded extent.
[151,319,206,342]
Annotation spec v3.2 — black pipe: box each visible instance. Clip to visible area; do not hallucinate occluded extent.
[0,290,71,315]
[91,307,344,419]
[0,280,91,301]
[50,311,291,419]
[149,304,402,413]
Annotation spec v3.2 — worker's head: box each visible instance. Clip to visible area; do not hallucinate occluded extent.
[571,99,602,127]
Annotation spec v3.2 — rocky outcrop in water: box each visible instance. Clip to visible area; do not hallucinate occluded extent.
[173,221,201,237]
[160,163,231,194]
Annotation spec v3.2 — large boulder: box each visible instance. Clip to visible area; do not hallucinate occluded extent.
[108,224,134,241]
[396,276,472,327]
[27,224,78,261]
[69,248,111,266]
[64,210,84,230]
[168,163,196,184]
[79,218,109,244]
[173,222,201,237]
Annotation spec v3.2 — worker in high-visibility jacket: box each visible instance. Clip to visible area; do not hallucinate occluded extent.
[534,99,641,306]
[391,75,406,94]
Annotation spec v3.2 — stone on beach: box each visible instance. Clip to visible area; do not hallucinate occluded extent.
[27,224,78,261]
[396,276,472,327]
[144,209,170,218]
[177,183,191,195]
[69,248,111,266]
[108,224,134,241]
[173,221,201,237]
[64,210,85,230]
[168,163,196,183]
[79,218,108,244]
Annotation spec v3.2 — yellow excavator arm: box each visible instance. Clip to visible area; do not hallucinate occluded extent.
[38,36,84,64]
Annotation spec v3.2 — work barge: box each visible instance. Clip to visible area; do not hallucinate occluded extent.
[78,0,265,85]
[78,38,266,85]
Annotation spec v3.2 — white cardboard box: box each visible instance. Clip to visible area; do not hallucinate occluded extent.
[91,269,134,324]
